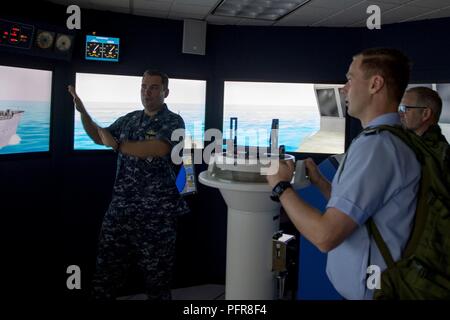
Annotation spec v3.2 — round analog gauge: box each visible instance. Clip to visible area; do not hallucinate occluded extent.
[103,43,118,59]
[36,31,54,49]
[86,42,103,58]
[56,34,72,52]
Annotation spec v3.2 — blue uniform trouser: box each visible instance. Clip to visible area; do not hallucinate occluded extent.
[92,204,177,300]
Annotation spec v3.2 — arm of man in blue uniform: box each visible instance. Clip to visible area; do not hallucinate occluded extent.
[98,127,171,158]
[304,158,332,200]
[267,159,357,253]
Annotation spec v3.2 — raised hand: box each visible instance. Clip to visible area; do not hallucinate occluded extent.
[68,84,77,98]
[68,85,86,114]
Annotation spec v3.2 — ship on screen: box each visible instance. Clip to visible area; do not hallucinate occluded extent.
[0,109,24,147]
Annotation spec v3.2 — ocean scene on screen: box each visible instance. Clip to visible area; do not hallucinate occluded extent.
[223,82,326,153]
[223,104,320,152]
[0,101,50,154]
[74,73,206,150]
[73,76,347,153]
[74,102,205,150]
[0,66,52,155]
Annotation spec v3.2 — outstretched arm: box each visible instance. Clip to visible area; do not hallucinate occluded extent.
[68,85,103,145]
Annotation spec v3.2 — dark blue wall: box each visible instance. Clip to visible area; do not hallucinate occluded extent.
[1,0,450,299]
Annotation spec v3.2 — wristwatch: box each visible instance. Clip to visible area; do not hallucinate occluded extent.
[270,181,292,202]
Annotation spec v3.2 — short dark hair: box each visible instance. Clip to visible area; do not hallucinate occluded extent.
[143,70,169,89]
[355,48,410,104]
[407,86,443,121]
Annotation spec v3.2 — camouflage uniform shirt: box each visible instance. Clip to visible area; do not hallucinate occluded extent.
[106,104,189,216]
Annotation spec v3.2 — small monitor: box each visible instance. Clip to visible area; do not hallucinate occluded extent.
[316,88,340,117]
[176,152,197,196]
[85,35,119,62]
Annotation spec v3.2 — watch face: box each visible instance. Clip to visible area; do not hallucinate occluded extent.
[272,181,292,198]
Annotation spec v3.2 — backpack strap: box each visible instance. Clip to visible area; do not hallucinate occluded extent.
[345,125,430,266]
[366,218,395,268]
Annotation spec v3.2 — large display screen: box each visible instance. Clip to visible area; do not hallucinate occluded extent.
[0,65,52,155]
[74,73,206,150]
[223,81,345,154]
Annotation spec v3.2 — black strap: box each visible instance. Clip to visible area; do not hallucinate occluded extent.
[366,218,395,268]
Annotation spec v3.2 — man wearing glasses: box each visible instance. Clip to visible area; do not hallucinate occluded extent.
[399,86,448,143]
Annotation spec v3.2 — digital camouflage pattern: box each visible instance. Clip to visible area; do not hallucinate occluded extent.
[92,104,188,300]
[92,204,178,299]
[107,104,188,214]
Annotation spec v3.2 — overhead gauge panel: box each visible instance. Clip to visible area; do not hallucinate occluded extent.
[0,19,34,49]
[85,35,119,62]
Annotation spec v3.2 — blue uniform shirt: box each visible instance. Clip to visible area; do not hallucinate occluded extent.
[106,104,189,216]
[325,113,421,299]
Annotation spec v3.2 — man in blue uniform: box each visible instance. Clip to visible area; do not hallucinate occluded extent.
[68,70,189,300]
[267,48,421,299]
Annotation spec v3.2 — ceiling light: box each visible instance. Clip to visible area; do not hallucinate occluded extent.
[212,0,312,21]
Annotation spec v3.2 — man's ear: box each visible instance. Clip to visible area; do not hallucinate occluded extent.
[164,88,170,98]
[422,107,433,122]
[370,75,385,94]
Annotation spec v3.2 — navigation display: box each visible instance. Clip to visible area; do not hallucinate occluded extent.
[85,35,119,62]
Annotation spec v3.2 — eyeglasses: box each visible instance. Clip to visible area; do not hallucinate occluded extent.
[398,104,428,113]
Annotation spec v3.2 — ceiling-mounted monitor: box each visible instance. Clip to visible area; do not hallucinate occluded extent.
[85,35,119,62]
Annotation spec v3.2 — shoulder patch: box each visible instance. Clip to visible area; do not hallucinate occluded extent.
[363,127,380,135]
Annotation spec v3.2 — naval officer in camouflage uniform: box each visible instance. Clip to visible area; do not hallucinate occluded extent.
[68,70,189,300]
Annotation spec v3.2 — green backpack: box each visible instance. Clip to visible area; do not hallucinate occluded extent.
[363,125,450,299]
